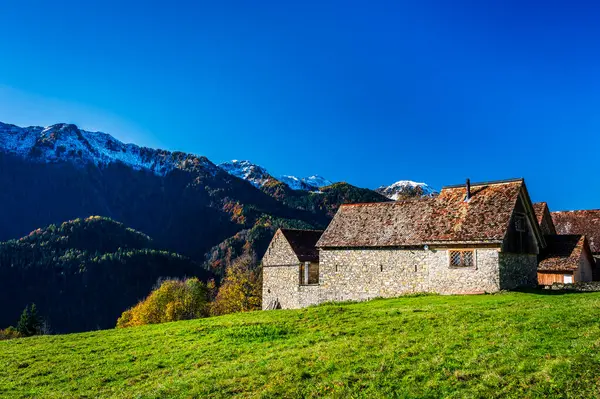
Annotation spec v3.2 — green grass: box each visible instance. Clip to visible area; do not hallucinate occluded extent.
[2,291,600,398]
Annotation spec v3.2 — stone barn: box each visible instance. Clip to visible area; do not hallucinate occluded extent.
[261,228,324,309]
[262,178,547,309]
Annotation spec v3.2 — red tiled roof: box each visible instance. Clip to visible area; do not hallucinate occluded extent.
[538,235,589,272]
[532,202,547,225]
[532,202,556,235]
[280,229,324,262]
[552,210,600,254]
[317,179,528,248]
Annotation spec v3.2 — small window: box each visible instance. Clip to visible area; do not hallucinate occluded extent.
[515,215,526,232]
[299,262,319,285]
[449,250,474,267]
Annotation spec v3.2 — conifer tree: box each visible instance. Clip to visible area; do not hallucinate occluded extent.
[16,304,42,337]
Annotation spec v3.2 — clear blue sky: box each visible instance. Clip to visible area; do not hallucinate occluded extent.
[1,0,599,211]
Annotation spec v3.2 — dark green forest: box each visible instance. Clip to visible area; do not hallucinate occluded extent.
[0,217,210,333]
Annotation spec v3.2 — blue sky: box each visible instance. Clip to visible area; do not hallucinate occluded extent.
[1,0,599,210]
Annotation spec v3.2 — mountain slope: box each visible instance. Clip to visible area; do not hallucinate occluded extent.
[0,216,210,333]
[0,144,320,264]
[0,121,218,175]
[0,122,390,267]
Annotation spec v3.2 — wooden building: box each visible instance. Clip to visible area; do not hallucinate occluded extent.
[552,210,600,279]
[537,235,595,285]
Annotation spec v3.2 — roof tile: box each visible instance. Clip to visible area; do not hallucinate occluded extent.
[317,180,524,247]
[552,210,600,253]
[538,235,588,272]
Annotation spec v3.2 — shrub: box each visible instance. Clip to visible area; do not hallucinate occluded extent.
[0,326,21,340]
[116,278,212,328]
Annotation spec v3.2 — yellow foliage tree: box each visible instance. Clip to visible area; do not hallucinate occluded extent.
[116,278,212,328]
[0,327,21,340]
[210,256,262,316]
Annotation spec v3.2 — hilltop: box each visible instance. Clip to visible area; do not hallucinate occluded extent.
[2,292,600,398]
[0,216,208,333]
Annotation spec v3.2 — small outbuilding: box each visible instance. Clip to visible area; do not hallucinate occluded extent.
[538,235,595,285]
[552,210,600,277]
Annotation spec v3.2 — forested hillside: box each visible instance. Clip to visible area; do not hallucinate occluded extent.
[0,216,210,333]
[0,151,390,279]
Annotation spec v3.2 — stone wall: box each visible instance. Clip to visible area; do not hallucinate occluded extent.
[318,248,431,302]
[317,248,504,302]
[262,230,298,267]
[548,281,600,291]
[262,230,302,310]
[263,242,540,309]
[498,253,538,290]
[429,249,501,294]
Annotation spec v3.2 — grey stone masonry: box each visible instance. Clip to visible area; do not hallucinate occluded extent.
[262,246,540,309]
[262,230,302,309]
[498,253,538,290]
[320,247,504,302]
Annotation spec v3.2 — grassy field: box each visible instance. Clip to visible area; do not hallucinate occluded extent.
[2,291,600,398]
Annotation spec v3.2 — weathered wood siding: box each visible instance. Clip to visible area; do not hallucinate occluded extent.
[538,272,571,285]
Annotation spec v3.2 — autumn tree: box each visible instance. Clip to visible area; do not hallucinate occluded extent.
[210,255,262,316]
[116,277,213,328]
[0,327,21,340]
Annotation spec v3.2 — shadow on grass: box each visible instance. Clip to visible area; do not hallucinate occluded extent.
[512,287,596,296]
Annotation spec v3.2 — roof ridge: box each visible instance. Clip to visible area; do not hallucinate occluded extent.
[340,198,429,208]
[552,209,600,213]
[280,227,324,232]
[442,178,523,189]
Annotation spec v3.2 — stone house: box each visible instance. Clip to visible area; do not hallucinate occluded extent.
[262,178,548,309]
[261,228,324,309]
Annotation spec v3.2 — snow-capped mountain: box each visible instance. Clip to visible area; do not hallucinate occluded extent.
[1,121,433,199]
[218,160,274,188]
[218,160,332,192]
[302,175,333,188]
[279,175,333,191]
[0,122,218,176]
[376,180,437,200]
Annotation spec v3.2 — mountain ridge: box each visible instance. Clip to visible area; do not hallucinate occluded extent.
[1,121,435,197]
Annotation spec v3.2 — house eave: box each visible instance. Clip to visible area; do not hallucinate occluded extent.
[317,240,504,250]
